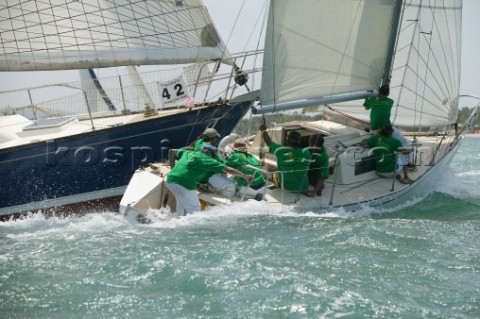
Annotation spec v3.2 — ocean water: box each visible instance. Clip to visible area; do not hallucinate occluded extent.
[1,137,479,319]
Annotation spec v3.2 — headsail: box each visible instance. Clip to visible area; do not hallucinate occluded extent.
[0,0,229,71]
[389,0,462,128]
[317,0,462,129]
[258,0,398,113]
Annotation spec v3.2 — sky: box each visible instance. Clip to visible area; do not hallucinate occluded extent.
[0,0,479,107]
[457,0,480,101]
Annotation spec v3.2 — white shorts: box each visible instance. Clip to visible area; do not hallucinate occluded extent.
[208,174,236,198]
[392,126,411,147]
[166,182,200,216]
[237,185,267,199]
[393,127,414,164]
[397,153,410,166]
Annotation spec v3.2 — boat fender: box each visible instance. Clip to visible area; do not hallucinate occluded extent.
[218,133,240,151]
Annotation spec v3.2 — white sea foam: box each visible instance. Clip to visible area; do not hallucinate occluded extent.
[0,211,132,240]
[436,167,480,199]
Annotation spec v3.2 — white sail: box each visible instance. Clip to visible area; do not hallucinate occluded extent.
[79,69,115,113]
[331,0,463,129]
[125,66,156,109]
[260,0,397,108]
[390,0,462,128]
[0,0,229,71]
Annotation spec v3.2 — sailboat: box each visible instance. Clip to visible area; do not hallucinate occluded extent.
[119,0,479,219]
[0,0,255,219]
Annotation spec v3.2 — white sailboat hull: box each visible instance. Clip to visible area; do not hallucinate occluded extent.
[119,120,462,218]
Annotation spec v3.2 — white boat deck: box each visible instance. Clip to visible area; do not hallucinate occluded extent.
[0,107,195,149]
[120,120,459,215]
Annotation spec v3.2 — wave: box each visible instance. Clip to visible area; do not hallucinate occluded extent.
[0,211,132,240]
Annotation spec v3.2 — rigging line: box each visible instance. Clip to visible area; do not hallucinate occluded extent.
[402,64,451,113]
[429,14,459,106]
[326,106,370,125]
[219,0,248,61]
[407,44,453,108]
[412,5,423,132]
[243,0,269,91]
[417,1,438,130]
[408,34,454,109]
[391,2,415,128]
[271,0,277,113]
[240,0,268,54]
[319,105,328,127]
[392,94,446,117]
[184,108,204,147]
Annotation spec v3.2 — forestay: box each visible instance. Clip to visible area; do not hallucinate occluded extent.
[0,0,229,71]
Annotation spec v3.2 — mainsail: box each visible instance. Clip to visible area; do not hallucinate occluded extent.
[0,0,230,71]
[257,0,462,129]
[259,0,398,111]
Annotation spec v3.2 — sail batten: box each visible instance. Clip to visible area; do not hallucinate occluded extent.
[0,0,229,71]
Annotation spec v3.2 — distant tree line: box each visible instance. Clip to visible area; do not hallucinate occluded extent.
[457,106,480,130]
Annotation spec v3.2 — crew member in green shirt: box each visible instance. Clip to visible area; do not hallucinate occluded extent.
[362,125,413,184]
[363,85,393,134]
[191,127,223,161]
[225,139,266,200]
[259,122,311,193]
[187,127,238,196]
[166,145,253,216]
[307,134,329,197]
[364,85,414,166]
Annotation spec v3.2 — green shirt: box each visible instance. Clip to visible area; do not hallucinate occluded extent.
[309,146,329,180]
[189,138,223,183]
[192,138,204,151]
[363,96,393,130]
[167,150,226,190]
[225,152,265,187]
[364,135,402,173]
[269,142,311,192]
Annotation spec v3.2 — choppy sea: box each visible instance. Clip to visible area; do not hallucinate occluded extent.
[1,137,479,319]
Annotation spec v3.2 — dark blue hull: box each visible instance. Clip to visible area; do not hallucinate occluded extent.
[0,102,251,216]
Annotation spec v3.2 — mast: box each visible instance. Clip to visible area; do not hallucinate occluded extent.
[381,0,404,87]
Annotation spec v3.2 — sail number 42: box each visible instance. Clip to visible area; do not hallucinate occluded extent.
[157,75,190,106]
[162,84,184,100]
